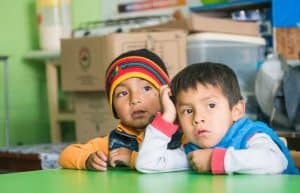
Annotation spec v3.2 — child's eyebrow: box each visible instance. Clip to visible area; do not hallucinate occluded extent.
[189,93,218,100]
[201,95,218,101]
[178,95,219,105]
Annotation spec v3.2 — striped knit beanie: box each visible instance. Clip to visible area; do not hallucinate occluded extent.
[105,49,170,118]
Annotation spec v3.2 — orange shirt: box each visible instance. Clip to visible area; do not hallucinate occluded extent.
[59,122,145,169]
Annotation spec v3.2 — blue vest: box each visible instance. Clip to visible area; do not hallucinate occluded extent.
[184,117,299,174]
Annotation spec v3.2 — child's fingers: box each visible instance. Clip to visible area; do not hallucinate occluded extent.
[90,159,107,171]
[160,85,171,97]
[188,150,212,172]
[187,153,195,167]
[95,150,108,162]
[109,149,121,167]
[109,148,131,167]
[160,85,177,123]
[109,154,117,167]
[86,151,108,171]
[188,152,200,171]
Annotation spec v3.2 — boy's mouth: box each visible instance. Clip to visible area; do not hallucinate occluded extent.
[195,129,209,137]
[131,110,147,119]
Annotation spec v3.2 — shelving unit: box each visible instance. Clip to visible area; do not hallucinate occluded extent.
[190,0,271,12]
[0,56,10,147]
[188,0,300,145]
[25,50,74,143]
[189,0,273,51]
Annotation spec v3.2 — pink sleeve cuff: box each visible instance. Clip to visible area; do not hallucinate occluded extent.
[211,148,226,174]
[151,112,179,138]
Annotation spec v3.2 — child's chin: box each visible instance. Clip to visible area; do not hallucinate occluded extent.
[195,141,215,149]
[131,121,148,130]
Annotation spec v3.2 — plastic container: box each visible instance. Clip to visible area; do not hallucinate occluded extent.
[187,32,266,118]
[36,0,71,50]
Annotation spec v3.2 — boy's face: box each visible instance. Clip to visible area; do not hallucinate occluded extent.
[176,83,244,148]
[113,78,161,130]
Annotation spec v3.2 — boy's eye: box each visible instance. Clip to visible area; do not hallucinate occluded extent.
[116,91,128,97]
[182,108,193,115]
[143,85,152,92]
[208,103,216,109]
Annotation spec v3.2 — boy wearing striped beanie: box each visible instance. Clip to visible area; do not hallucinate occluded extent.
[59,49,180,171]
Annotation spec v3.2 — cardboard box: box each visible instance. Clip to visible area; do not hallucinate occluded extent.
[74,92,118,143]
[132,13,259,36]
[61,30,187,91]
[275,27,300,60]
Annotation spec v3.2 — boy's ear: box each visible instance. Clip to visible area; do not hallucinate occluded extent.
[231,100,246,121]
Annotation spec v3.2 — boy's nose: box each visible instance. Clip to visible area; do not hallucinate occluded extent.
[129,94,142,105]
[193,111,205,125]
[130,98,141,105]
[193,119,205,125]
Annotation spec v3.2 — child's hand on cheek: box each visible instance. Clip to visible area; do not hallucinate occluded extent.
[86,150,108,171]
[188,149,213,173]
[160,85,176,123]
[109,147,132,168]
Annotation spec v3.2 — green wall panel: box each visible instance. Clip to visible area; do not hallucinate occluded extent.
[0,0,48,147]
[0,0,101,147]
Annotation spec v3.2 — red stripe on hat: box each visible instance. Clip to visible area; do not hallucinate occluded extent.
[106,56,169,83]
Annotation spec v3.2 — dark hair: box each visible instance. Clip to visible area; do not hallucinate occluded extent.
[170,62,243,109]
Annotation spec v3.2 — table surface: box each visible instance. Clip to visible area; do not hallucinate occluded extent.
[0,169,300,193]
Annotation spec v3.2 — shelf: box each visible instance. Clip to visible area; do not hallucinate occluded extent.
[190,0,271,13]
[25,50,66,143]
[25,50,60,65]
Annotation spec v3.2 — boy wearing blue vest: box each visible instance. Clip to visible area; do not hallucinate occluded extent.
[136,62,299,174]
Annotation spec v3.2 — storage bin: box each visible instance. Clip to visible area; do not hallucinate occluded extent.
[187,33,266,118]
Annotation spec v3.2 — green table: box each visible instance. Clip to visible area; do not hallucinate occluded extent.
[0,169,299,193]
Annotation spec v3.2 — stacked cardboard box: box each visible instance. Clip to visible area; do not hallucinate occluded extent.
[132,13,260,36]
[61,30,186,91]
[272,0,300,62]
[74,92,118,143]
[274,28,300,61]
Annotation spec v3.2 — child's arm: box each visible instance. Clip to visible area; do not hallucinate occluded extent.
[136,85,190,173]
[136,113,190,173]
[189,133,288,174]
[59,136,109,169]
[224,133,288,174]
